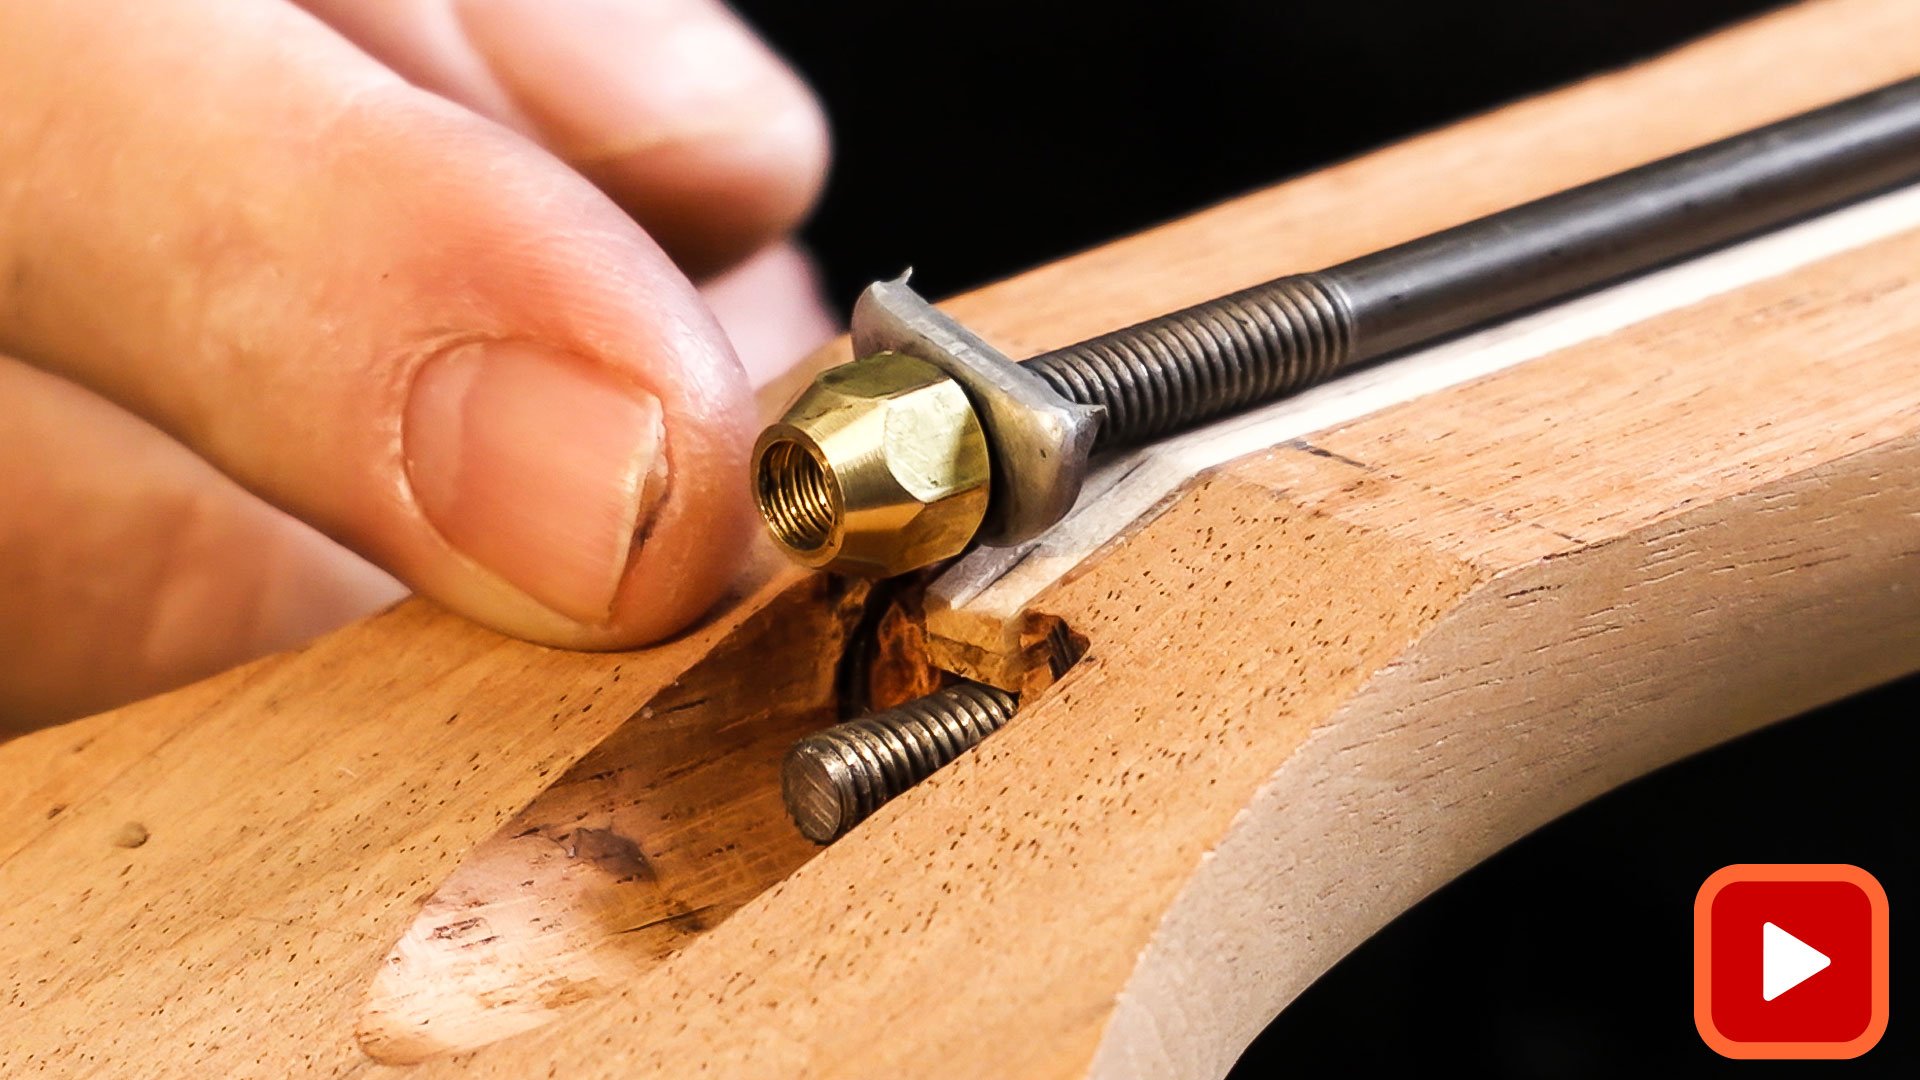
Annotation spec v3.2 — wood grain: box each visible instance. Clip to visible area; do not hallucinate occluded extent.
[355,575,859,1062]
[4,1,1920,1076]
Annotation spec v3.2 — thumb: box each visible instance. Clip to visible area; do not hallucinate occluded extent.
[0,0,756,648]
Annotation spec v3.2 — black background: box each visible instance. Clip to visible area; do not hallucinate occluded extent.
[727,1,1913,1073]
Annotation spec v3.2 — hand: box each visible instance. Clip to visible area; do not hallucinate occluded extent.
[0,0,834,730]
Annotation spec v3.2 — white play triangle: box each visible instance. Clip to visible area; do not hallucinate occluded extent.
[1762,921,1831,1002]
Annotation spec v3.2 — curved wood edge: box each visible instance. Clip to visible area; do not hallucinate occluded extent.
[3,1,1918,1076]
[1093,434,1920,1078]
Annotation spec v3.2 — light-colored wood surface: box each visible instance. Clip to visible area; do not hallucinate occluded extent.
[355,573,860,1063]
[5,1,1920,1076]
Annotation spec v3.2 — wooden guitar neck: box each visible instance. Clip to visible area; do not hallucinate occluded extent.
[5,2,1919,1076]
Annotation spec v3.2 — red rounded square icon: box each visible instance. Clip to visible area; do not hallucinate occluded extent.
[1694,864,1889,1059]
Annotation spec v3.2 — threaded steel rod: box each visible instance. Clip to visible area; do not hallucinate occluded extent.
[779,77,1920,843]
[1026,76,1920,446]
[784,626,1083,843]
[783,682,1019,843]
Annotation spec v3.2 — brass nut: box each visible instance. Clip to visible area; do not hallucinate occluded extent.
[752,351,991,577]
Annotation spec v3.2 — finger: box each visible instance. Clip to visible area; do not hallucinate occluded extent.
[0,0,755,649]
[699,242,838,392]
[0,357,403,733]
[298,0,830,276]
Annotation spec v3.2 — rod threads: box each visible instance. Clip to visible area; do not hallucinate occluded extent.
[782,682,1019,843]
[1024,272,1355,446]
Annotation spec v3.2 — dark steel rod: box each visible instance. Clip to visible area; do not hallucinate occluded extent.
[1331,76,1920,357]
[1026,76,1920,445]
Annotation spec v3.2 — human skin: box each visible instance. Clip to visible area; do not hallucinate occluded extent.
[0,0,835,730]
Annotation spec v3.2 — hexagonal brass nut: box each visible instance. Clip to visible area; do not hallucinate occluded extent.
[752,351,991,577]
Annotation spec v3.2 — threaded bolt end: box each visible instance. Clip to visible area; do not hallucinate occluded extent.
[783,682,1019,843]
[1024,272,1355,446]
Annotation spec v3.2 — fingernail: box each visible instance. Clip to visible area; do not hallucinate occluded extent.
[453,0,812,159]
[404,342,666,623]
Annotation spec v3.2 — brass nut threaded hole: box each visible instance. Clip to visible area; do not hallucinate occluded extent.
[756,439,838,554]
[752,350,991,576]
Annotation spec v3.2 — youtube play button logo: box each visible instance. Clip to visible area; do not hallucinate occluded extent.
[1762,921,1830,1002]
[1695,865,1890,1059]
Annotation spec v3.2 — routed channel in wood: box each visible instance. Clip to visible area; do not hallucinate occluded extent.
[355,578,858,1061]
